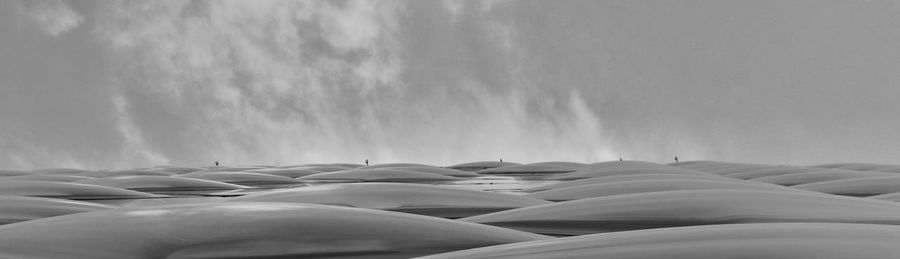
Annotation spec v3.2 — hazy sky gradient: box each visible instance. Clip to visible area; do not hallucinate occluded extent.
[2,0,900,170]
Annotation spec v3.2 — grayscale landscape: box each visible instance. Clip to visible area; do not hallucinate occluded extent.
[3,0,900,258]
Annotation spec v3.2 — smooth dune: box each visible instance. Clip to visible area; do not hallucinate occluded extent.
[793,176,900,196]
[475,164,580,175]
[526,179,799,201]
[366,163,435,169]
[144,166,205,174]
[27,168,87,175]
[244,168,325,178]
[0,174,93,182]
[0,170,26,177]
[447,161,522,171]
[462,189,900,236]
[376,166,479,177]
[869,192,900,202]
[752,170,894,186]
[697,164,778,175]
[721,166,819,179]
[178,171,301,185]
[228,183,551,218]
[0,181,161,199]
[291,165,358,172]
[297,169,462,182]
[0,196,113,225]
[415,223,900,259]
[548,167,712,180]
[586,160,665,168]
[0,202,549,259]
[77,176,247,191]
[525,173,741,192]
[77,170,176,177]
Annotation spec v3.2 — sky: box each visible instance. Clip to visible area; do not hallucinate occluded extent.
[2,0,900,170]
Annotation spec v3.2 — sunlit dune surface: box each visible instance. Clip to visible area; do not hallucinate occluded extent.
[752,170,894,186]
[8,160,900,258]
[76,175,249,192]
[365,163,436,169]
[475,163,581,175]
[0,196,113,225]
[447,161,522,171]
[524,173,743,192]
[178,171,301,186]
[0,181,162,200]
[720,166,822,179]
[229,183,550,218]
[372,166,480,177]
[143,166,205,174]
[76,170,176,177]
[792,176,900,196]
[525,179,800,201]
[1,174,93,182]
[548,167,715,180]
[0,170,27,176]
[462,189,900,235]
[0,202,548,259]
[290,165,360,172]
[415,223,900,259]
[27,168,88,175]
[297,169,463,182]
[244,168,326,178]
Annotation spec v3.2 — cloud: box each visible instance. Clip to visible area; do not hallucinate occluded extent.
[110,94,171,167]
[21,0,84,37]
[12,1,899,169]
[84,0,623,167]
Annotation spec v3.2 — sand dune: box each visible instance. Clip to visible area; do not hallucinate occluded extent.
[229,183,550,218]
[5,160,900,258]
[416,223,900,259]
[0,202,548,259]
[463,189,900,235]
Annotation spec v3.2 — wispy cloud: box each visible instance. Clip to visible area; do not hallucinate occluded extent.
[20,0,84,37]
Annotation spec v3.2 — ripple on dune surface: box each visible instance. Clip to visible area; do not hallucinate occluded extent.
[0,202,548,259]
[415,223,900,259]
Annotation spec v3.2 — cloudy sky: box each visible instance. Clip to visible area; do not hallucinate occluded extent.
[2,0,900,170]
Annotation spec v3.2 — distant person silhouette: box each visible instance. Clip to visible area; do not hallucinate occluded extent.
[674,156,679,163]
[215,161,219,166]
[365,159,369,166]
[499,157,503,162]
[619,157,623,162]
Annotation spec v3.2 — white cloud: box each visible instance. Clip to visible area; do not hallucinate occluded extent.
[22,0,84,37]
[110,94,171,167]
[93,1,407,166]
